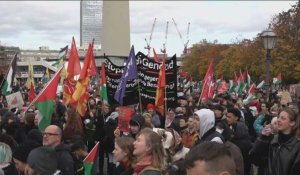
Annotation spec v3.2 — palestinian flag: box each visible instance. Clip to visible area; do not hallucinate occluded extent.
[84,142,99,175]
[273,73,282,85]
[29,67,62,131]
[101,63,108,104]
[52,45,68,67]
[1,53,17,96]
[237,70,246,95]
[256,80,265,89]
[229,72,238,94]
[243,83,256,105]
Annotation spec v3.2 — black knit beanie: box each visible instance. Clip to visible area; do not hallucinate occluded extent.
[27,146,58,174]
[13,145,37,163]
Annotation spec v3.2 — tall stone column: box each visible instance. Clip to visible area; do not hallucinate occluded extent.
[102,1,130,57]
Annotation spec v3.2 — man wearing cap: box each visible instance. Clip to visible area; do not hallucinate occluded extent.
[213,105,231,141]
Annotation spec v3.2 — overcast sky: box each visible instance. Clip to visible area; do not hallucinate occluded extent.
[0,1,296,56]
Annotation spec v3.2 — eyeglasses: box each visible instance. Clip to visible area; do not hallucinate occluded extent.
[42,132,60,137]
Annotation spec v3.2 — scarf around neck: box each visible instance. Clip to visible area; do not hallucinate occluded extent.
[133,156,152,175]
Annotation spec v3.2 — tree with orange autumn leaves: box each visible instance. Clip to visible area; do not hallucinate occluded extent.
[182,2,300,84]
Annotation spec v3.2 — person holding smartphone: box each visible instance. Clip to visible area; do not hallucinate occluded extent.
[250,107,300,175]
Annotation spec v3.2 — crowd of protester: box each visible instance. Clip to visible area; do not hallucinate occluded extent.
[0,82,300,175]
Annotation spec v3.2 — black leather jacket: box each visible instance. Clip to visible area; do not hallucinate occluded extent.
[250,133,300,175]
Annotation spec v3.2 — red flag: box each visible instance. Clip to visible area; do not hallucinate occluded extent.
[199,59,214,103]
[153,48,161,63]
[67,37,81,79]
[63,37,81,105]
[208,80,215,98]
[181,69,187,78]
[155,58,166,115]
[28,81,36,102]
[233,72,238,84]
[239,69,245,83]
[79,44,97,80]
[70,43,95,116]
[217,80,229,94]
[248,83,256,94]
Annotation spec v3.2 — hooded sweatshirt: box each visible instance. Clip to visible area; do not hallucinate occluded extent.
[194,109,223,143]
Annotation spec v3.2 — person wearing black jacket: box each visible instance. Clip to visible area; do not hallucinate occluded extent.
[226,108,253,175]
[43,125,74,175]
[250,107,300,175]
[212,104,231,141]
[94,103,113,175]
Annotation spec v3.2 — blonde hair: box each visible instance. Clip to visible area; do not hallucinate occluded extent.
[142,112,152,119]
[138,128,166,170]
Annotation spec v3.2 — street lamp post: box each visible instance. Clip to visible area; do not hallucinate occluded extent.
[261,26,277,102]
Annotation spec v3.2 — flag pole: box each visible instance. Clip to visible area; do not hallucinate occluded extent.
[26,66,63,112]
[164,84,167,117]
[197,78,207,106]
[137,80,143,114]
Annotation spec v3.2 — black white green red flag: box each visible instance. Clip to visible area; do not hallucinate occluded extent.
[1,53,17,96]
[28,67,63,131]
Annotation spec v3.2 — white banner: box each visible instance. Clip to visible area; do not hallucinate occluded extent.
[5,91,25,109]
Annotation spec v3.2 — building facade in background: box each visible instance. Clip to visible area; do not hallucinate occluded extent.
[80,0,103,49]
